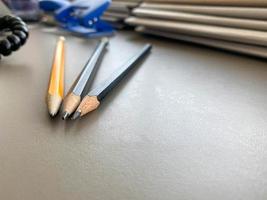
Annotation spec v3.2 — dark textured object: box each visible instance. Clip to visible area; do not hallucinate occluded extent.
[13,30,27,45]
[13,25,29,34]
[7,35,21,51]
[0,39,12,56]
[0,15,29,58]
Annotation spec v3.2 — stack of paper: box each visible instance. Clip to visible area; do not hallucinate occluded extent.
[126,0,267,58]
[102,0,142,29]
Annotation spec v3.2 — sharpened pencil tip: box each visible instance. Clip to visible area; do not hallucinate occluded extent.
[101,37,109,44]
[62,112,70,120]
[72,111,81,120]
[47,94,62,118]
[49,112,57,117]
[59,36,65,41]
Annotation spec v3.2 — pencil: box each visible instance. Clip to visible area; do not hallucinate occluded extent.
[72,44,152,120]
[47,36,65,117]
[62,38,109,120]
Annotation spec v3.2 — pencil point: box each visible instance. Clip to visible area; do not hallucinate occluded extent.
[62,112,70,120]
[59,36,65,41]
[72,111,81,120]
[62,93,81,117]
[49,112,57,117]
[101,37,109,44]
[47,94,62,118]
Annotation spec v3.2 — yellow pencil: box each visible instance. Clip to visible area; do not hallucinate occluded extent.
[47,36,65,117]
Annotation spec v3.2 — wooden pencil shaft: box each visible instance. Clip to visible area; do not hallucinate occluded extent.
[126,17,267,47]
[140,3,267,19]
[137,27,267,59]
[88,44,152,101]
[144,0,267,6]
[47,36,65,116]
[72,38,108,96]
[48,36,65,97]
[133,8,267,31]
[74,96,100,117]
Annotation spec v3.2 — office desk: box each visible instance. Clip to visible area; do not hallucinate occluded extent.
[0,26,266,200]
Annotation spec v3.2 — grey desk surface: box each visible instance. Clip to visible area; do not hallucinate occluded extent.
[0,26,267,200]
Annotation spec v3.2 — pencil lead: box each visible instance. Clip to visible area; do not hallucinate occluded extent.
[49,112,57,117]
[47,94,62,118]
[72,111,81,120]
[62,112,70,120]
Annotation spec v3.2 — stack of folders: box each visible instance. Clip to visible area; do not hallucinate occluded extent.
[102,0,142,29]
[125,0,267,59]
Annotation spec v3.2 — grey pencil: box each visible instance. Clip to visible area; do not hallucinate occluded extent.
[62,37,109,120]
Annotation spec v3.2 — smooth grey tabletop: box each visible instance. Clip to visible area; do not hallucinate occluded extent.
[0,26,266,200]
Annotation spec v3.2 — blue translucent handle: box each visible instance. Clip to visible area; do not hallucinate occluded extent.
[39,0,114,38]
[39,0,69,12]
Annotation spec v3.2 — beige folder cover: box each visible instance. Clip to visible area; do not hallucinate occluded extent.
[108,5,130,13]
[112,1,140,8]
[140,3,267,20]
[133,8,267,31]
[126,17,267,47]
[144,0,267,6]
[113,0,141,2]
[136,26,267,59]
[104,11,129,19]
[102,16,121,22]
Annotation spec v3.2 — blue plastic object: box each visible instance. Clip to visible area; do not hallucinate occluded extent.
[39,0,114,38]
[39,0,69,11]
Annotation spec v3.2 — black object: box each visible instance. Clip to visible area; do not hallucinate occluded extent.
[0,15,29,58]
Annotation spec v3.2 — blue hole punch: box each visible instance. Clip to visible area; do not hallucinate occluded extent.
[39,0,115,38]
